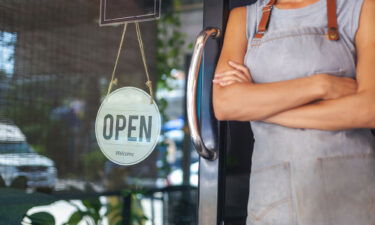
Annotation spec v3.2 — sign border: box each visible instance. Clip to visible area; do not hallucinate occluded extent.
[95,87,161,166]
[99,0,161,26]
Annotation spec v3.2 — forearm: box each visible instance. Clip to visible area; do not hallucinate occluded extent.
[213,75,326,121]
[264,91,375,130]
[266,0,375,131]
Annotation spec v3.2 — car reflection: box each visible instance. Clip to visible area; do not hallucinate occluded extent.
[0,122,57,192]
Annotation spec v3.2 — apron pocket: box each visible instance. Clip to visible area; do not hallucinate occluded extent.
[318,153,375,225]
[248,162,295,225]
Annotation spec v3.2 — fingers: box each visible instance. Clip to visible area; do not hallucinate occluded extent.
[213,69,250,87]
[213,61,253,87]
[215,69,249,82]
[228,61,252,81]
[336,76,358,92]
[347,81,358,93]
[213,76,244,87]
[320,74,359,100]
[216,80,236,87]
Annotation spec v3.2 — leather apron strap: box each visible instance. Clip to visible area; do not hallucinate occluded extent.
[326,0,340,40]
[254,0,340,41]
[254,0,277,39]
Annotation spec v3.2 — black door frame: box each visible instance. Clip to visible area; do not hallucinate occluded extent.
[197,1,255,225]
[198,1,229,224]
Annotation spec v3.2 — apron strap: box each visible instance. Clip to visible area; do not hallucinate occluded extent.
[327,0,340,40]
[254,0,277,39]
[254,0,340,41]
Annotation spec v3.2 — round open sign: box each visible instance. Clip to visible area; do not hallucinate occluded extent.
[95,87,161,166]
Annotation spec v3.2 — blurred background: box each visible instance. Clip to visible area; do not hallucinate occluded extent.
[0,0,203,224]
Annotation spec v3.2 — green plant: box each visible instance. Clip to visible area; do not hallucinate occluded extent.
[0,69,7,81]
[62,190,148,225]
[155,0,190,180]
[106,190,148,225]
[24,212,56,225]
[63,198,104,225]
[82,149,107,180]
[156,0,186,119]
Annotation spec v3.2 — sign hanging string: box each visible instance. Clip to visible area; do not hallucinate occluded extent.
[107,23,127,96]
[106,22,154,104]
[135,22,154,104]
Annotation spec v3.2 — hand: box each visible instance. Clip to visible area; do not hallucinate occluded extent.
[315,74,358,100]
[213,61,253,87]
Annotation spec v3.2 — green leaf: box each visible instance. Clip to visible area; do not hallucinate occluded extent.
[82,198,101,213]
[114,220,123,225]
[27,212,55,225]
[66,211,83,225]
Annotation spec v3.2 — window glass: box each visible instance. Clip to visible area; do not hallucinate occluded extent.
[0,0,202,224]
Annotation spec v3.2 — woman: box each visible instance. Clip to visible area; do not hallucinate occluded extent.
[212,0,375,224]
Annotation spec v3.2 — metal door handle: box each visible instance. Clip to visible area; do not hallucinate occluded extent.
[187,27,221,160]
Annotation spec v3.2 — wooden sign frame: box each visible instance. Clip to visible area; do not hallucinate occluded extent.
[100,0,161,26]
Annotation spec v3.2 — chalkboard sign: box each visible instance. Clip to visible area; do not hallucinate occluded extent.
[100,0,161,26]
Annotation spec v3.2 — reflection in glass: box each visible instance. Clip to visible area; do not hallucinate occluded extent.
[0,142,33,154]
[0,0,202,224]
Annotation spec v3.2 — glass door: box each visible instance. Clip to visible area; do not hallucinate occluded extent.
[0,0,203,224]
[189,0,256,225]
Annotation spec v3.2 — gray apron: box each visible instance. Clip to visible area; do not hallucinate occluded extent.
[244,0,375,224]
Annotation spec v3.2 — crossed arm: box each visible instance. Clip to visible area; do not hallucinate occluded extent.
[212,0,375,130]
